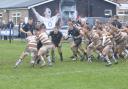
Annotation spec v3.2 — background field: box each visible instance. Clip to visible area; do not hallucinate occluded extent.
[0,40,128,89]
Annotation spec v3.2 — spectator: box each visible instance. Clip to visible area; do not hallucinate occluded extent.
[7,19,14,30]
[6,19,14,41]
[2,20,8,40]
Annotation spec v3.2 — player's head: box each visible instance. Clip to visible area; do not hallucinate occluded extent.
[95,19,101,26]
[53,26,59,34]
[125,23,128,28]
[35,22,46,31]
[28,17,33,25]
[113,15,119,20]
[80,18,87,26]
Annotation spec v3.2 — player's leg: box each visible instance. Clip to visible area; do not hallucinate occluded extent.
[46,44,54,66]
[51,46,56,63]
[30,49,38,67]
[87,42,94,63]
[68,38,75,58]
[72,38,82,61]
[36,40,43,64]
[57,44,63,62]
[38,47,46,67]
[46,53,52,66]
[14,51,28,68]
[102,45,112,66]
[78,45,87,61]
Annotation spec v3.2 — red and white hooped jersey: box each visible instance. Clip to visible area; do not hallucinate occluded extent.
[26,35,37,46]
[38,32,51,44]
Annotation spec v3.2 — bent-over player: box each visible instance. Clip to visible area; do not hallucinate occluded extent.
[14,31,37,68]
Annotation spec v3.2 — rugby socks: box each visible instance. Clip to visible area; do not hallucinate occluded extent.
[124,49,128,56]
[30,57,35,64]
[40,56,46,66]
[104,55,112,65]
[77,51,84,61]
[47,56,52,66]
[35,55,40,64]
[72,47,78,61]
[15,59,22,67]
[83,52,87,60]
[111,53,118,64]
[59,52,63,62]
[72,54,77,61]
[51,50,55,62]
[87,56,92,63]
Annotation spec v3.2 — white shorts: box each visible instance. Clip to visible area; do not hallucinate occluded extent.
[38,44,54,56]
[24,47,37,56]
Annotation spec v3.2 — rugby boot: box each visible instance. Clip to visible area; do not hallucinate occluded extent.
[105,62,112,66]
[87,56,92,63]
[80,55,85,61]
[114,61,118,64]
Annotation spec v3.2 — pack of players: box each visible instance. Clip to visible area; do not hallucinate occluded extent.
[14,16,128,68]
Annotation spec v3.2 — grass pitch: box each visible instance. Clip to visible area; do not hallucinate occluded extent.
[0,40,128,89]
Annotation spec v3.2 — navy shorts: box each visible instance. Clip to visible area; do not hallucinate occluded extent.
[74,38,82,47]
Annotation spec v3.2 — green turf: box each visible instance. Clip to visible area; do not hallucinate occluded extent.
[0,40,128,89]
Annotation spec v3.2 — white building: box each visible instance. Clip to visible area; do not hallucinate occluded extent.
[117,4,128,22]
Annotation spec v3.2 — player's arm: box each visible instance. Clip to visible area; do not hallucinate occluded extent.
[20,28,28,34]
[80,29,85,37]
[107,35,113,39]
[121,28,128,33]
[20,24,29,34]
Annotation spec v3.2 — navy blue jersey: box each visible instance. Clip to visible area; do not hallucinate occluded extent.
[111,20,122,29]
[22,23,34,34]
[68,27,80,39]
[68,27,82,46]
[49,31,63,44]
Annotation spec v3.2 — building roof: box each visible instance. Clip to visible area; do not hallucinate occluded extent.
[0,0,54,9]
[0,0,29,9]
[117,4,128,9]
[10,0,54,9]
[104,0,118,5]
[111,0,128,4]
